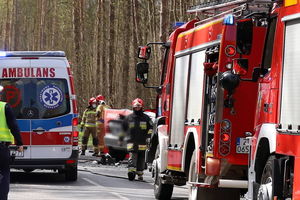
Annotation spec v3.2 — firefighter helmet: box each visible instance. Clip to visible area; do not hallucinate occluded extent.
[96,95,105,102]
[89,97,97,105]
[132,98,144,108]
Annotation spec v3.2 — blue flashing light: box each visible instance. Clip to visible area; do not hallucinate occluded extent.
[223,14,234,25]
[0,51,6,57]
[173,22,185,29]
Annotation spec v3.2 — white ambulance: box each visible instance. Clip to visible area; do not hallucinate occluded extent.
[0,51,79,181]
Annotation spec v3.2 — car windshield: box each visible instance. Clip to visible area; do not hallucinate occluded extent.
[0,78,70,119]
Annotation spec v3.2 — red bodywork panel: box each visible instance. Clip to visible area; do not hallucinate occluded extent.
[20,131,72,145]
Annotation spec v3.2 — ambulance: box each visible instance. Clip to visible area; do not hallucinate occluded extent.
[0,51,79,181]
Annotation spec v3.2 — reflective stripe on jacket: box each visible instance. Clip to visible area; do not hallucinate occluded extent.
[0,102,13,142]
[81,108,97,127]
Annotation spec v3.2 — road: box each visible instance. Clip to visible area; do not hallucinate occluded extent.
[9,161,188,200]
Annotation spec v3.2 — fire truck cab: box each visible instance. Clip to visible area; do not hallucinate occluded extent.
[0,51,79,181]
[136,1,271,199]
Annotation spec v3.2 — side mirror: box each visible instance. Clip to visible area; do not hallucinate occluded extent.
[236,19,253,55]
[136,62,149,84]
[137,46,151,60]
[232,58,248,76]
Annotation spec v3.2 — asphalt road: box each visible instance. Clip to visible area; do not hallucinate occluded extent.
[9,166,188,200]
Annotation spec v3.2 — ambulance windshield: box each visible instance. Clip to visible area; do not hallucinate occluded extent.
[0,78,70,119]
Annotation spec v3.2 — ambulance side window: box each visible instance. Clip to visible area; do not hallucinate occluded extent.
[0,78,70,119]
[262,17,277,73]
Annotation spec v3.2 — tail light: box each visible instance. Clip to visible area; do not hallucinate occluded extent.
[72,117,79,146]
[219,119,231,156]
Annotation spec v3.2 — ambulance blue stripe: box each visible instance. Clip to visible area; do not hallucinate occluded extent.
[17,120,30,132]
[17,114,75,132]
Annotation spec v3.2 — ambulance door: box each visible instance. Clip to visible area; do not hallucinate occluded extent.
[30,59,73,159]
[0,59,32,160]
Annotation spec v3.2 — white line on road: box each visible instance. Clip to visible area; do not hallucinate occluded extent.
[82,178,99,186]
[82,177,130,200]
[110,192,130,200]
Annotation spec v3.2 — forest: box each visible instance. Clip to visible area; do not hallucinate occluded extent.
[0,0,200,114]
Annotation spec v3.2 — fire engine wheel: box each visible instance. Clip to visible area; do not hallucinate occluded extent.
[65,165,78,181]
[153,146,174,200]
[188,151,240,200]
[257,155,282,200]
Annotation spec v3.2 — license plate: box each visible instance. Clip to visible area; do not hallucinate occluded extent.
[10,150,24,157]
[236,138,250,154]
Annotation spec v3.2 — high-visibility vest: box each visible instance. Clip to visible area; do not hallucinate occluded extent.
[0,101,13,142]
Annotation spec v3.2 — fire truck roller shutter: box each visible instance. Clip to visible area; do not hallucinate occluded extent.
[280,18,300,130]
[187,51,205,124]
[170,55,190,147]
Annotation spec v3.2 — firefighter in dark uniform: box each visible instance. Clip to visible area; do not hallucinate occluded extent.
[80,97,98,156]
[0,85,23,200]
[123,98,153,181]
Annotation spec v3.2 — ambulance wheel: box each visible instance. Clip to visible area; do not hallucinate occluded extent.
[257,155,283,200]
[188,151,240,200]
[153,146,174,200]
[23,169,34,173]
[65,165,78,181]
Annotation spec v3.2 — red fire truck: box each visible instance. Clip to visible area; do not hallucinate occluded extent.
[240,0,300,199]
[135,1,272,199]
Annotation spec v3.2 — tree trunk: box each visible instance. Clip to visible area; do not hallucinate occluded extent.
[4,0,11,50]
[107,0,115,103]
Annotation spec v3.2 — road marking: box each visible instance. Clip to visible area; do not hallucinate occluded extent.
[110,192,130,200]
[82,178,99,186]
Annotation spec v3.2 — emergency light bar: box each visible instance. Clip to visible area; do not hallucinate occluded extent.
[0,51,66,57]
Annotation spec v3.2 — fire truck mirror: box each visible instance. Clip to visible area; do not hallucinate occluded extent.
[236,19,253,55]
[136,62,149,84]
[137,46,151,60]
[232,58,248,76]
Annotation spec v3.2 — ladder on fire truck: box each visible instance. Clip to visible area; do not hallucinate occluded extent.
[187,0,274,25]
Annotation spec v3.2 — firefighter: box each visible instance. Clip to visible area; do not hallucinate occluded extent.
[0,85,23,200]
[80,97,98,156]
[123,98,153,181]
[95,95,110,156]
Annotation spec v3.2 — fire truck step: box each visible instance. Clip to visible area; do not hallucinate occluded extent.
[188,179,248,189]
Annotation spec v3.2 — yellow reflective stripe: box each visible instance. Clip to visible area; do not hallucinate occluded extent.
[140,125,147,130]
[85,123,96,127]
[136,171,143,175]
[147,129,153,134]
[85,111,96,114]
[0,128,10,131]
[129,122,134,128]
[128,168,136,172]
[138,145,147,150]
[127,143,134,150]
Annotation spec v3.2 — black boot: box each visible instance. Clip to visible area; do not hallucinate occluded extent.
[127,171,136,181]
[81,150,85,156]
